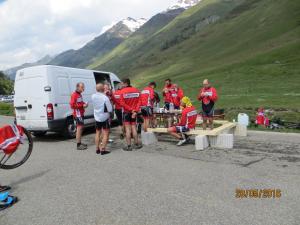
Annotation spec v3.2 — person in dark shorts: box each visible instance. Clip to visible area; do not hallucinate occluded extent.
[70,82,89,150]
[197,79,218,130]
[112,84,125,139]
[167,97,198,146]
[162,79,175,110]
[140,82,156,132]
[119,78,143,151]
[92,83,113,155]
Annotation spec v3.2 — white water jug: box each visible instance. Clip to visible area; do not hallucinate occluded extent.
[238,113,249,126]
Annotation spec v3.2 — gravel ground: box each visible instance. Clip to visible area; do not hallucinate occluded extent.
[0,116,299,225]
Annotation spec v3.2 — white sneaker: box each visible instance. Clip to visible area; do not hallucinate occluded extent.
[177,139,187,146]
[108,139,114,143]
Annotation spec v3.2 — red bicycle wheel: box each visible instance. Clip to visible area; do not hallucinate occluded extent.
[0,128,33,170]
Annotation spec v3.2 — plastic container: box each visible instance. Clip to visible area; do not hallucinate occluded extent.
[238,113,249,126]
[169,103,174,112]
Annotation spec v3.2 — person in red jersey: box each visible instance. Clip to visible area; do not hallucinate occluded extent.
[119,78,143,151]
[112,83,125,139]
[162,78,176,110]
[168,96,198,146]
[140,81,156,132]
[170,84,184,110]
[70,82,89,150]
[197,79,218,130]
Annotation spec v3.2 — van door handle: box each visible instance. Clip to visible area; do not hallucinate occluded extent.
[28,104,32,109]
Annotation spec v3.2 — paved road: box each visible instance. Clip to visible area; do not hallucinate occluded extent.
[0,116,300,225]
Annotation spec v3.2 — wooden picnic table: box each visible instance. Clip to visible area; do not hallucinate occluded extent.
[153,109,227,128]
[153,110,182,128]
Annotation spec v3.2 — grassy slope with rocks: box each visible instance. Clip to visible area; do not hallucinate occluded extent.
[90,0,300,121]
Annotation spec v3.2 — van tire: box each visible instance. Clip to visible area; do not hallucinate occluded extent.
[64,117,76,139]
[32,131,47,137]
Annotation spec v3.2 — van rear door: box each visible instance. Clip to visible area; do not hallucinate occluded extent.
[14,74,48,130]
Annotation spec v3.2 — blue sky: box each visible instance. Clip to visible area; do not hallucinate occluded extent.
[0,0,176,70]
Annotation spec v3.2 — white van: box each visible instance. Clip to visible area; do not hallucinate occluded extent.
[14,65,121,138]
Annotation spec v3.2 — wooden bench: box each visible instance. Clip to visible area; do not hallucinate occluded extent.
[148,121,236,136]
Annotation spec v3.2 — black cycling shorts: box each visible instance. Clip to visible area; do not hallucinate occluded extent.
[141,106,153,118]
[95,120,110,131]
[123,112,137,125]
[74,116,84,127]
[202,102,214,118]
[115,109,123,126]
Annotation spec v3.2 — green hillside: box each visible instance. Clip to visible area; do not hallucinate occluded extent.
[88,8,185,69]
[90,0,300,119]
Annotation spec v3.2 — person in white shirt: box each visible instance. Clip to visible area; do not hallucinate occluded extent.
[91,83,113,155]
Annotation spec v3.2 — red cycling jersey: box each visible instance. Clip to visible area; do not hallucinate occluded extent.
[119,86,141,113]
[141,86,155,107]
[112,89,123,110]
[197,87,218,105]
[170,87,184,107]
[70,91,85,118]
[163,84,176,103]
[177,106,198,129]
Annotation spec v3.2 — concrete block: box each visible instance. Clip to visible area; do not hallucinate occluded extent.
[141,131,158,146]
[209,134,234,149]
[195,135,209,150]
[234,124,247,137]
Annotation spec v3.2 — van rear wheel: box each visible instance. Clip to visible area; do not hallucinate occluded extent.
[64,118,76,139]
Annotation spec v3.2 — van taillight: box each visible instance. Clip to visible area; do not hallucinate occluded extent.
[46,104,54,120]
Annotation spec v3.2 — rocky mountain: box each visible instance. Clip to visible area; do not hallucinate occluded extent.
[88,7,187,69]
[4,55,53,80]
[167,0,201,11]
[48,17,147,69]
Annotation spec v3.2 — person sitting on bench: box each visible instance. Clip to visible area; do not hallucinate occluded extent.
[167,97,198,146]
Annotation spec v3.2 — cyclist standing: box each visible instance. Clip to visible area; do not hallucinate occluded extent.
[70,82,89,150]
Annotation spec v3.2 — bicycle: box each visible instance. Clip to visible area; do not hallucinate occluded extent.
[0,124,33,170]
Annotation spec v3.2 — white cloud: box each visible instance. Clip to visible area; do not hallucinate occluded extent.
[0,0,176,70]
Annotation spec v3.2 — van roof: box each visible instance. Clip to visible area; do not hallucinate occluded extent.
[18,65,118,78]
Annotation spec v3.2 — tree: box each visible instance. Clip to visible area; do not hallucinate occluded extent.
[0,71,13,95]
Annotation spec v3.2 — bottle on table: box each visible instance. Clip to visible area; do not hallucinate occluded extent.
[169,103,174,112]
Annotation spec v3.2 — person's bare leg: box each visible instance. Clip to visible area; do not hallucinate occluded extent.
[202,118,207,130]
[125,125,132,146]
[101,130,109,150]
[118,126,123,135]
[209,118,214,130]
[76,126,83,143]
[95,129,101,150]
[131,124,139,145]
[143,118,149,132]
[153,115,157,128]
[167,128,182,139]
[170,132,182,139]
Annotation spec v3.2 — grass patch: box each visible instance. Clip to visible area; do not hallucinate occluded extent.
[0,103,14,116]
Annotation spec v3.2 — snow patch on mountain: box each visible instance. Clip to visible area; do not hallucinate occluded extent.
[168,0,201,11]
[122,17,147,32]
